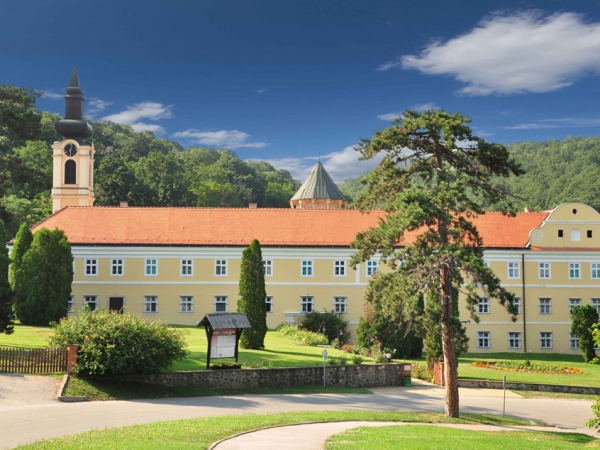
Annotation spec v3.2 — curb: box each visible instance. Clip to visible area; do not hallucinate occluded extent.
[56,373,88,402]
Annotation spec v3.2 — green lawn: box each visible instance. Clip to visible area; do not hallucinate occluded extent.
[325,425,596,449]
[15,411,550,450]
[0,324,53,349]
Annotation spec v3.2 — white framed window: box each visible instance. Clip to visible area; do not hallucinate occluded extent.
[366,260,379,277]
[540,331,553,349]
[301,260,313,277]
[568,298,582,314]
[265,296,273,313]
[215,295,228,312]
[215,259,227,276]
[477,297,490,314]
[301,296,314,313]
[538,262,551,279]
[67,295,74,313]
[512,297,521,315]
[591,263,600,280]
[592,298,600,315]
[334,296,347,314]
[179,295,193,313]
[263,260,273,277]
[144,295,158,313]
[569,263,580,279]
[145,258,158,276]
[85,259,97,276]
[569,333,579,350]
[181,259,193,276]
[539,298,552,315]
[334,260,346,277]
[83,295,97,311]
[477,331,490,348]
[507,262,520,279]
[111,258,123,276]
[508,332,521,349]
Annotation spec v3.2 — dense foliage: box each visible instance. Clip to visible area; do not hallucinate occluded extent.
[300,310,350,346]
[571,305,600,363]
[351,109,521,417]
[50,309,188,376]
[356,283,423,359]
[13,228,73,325]
[0,220,14,334]
[237,239,268,349]
[277,323,329,346]
[9,222,33,290]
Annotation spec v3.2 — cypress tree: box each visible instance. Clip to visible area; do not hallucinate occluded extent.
[0,219,14,334]
[10,223,33,290]
[14,228,73,326]
[237,239,267,349]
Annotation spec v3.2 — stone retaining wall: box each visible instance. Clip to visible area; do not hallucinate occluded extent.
[114,363,403,389]
[458,379,600,395]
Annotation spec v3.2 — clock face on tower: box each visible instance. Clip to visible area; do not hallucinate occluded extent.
[64,143,78,157]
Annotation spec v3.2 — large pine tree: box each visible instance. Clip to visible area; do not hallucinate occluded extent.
[351,109,522,417]
[14,227,73,326]
[237,239,267,349]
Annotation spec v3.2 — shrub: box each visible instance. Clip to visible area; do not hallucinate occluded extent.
[50,309,188,376]
[351,354,364,365]
[300,310,350,345]
[277,323,329,346]
[328,356,347,366]
[411,362,433,382]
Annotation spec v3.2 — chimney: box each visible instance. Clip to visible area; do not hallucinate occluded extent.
[248,203,258,209]
[524,207,532,213]
[120,201,129,208]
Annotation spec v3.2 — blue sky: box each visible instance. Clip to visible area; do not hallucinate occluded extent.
[2,0,600,182]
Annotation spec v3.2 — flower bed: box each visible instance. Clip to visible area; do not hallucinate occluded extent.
[472,360,584,374]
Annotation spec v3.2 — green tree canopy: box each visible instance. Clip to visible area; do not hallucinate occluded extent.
[9,222,33,290]
[351,109,522,417]
[0,219,14,334]
[237,239,268,349]
[571,305,599,363]
[13,227,73,326]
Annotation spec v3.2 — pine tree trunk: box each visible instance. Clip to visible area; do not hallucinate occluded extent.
[441,265,459,417]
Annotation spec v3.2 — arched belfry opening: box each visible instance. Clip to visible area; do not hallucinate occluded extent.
[64,160,76,184]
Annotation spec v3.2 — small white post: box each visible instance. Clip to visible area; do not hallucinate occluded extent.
[503,375,506,417]
[322,349,328,387]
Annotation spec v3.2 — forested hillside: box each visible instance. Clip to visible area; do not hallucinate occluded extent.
[0,85,300,238]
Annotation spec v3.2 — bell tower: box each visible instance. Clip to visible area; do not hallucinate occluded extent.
[51,68,95,212]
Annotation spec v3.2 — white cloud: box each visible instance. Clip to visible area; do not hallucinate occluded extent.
[504,117,600,130]
[86,98,113,118]
[264,146,385,182]
[411,102,439,113]
[394,11,600,95]
[101,102,172,134]
[377,112,403,121]
[173,129,268,149]
[257,89,267,94]
[41,90,63,100]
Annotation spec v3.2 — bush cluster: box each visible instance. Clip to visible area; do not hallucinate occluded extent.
[410,362,433,382]
[300,310,350,346]
[277,323,328,346]
[50,310,188,376]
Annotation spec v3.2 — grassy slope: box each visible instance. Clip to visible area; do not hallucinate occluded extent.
[16,411,549,450]
[325,425,596,450]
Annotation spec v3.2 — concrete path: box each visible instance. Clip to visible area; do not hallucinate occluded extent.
[0,374,59,407]
[0,377,596,449]
[213,421,595,450]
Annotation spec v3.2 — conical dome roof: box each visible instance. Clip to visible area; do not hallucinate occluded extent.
[291,160,347,201]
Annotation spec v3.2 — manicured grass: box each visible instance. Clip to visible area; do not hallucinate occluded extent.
[458,353,600,387]
[325,425,596,449]
[0,324,53,348]
[514,390,598,400]
[64,375,370,400]
[15,411,547,450]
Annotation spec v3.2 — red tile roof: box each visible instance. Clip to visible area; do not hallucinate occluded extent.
[29,207,548,248]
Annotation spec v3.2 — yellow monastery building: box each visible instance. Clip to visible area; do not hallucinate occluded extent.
[14,70,600,355]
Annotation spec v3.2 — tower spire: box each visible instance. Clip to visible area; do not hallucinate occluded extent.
[55,67,93,141]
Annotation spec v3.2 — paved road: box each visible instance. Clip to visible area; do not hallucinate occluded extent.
[0,380,596,449]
